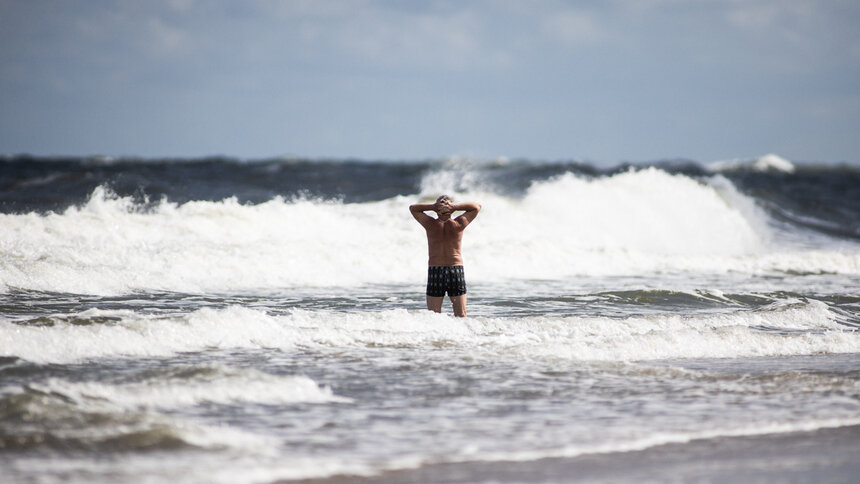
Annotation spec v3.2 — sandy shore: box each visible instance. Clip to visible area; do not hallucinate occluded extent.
[294,424,860,483]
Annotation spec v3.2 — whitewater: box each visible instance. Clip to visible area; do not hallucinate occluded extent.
[1,155,859,483]
[2,166,857,294]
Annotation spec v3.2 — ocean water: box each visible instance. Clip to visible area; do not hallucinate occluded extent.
[1,154,859,483]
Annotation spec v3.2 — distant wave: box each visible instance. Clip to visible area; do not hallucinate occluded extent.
[708,153,796,173]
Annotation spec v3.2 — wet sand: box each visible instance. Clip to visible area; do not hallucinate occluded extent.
[295,424,860,483]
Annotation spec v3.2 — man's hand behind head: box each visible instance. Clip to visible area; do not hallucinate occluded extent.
[434,196,453,216]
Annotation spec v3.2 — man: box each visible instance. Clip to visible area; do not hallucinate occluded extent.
[409,195,481,317]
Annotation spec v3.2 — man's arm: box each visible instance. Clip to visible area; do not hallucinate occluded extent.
[410,203,436,227]
[452,202,481,228]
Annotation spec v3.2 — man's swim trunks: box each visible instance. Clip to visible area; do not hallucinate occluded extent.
[426,265,467,297]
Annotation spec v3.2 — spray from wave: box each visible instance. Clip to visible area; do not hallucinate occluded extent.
[1,166,858,295]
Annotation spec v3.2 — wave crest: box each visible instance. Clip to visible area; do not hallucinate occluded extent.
[0,169,856,295]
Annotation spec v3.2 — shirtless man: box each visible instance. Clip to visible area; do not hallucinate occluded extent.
[410,195,481,317]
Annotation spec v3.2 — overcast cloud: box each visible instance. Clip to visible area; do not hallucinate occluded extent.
[1,0,858,163]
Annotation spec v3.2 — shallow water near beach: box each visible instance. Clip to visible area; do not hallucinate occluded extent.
[1,156,859,482]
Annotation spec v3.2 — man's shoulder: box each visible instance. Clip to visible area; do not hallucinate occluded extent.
[423,218,444,230]
[451,215,473,228]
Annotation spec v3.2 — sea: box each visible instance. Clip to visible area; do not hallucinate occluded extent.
[1,154,858,483]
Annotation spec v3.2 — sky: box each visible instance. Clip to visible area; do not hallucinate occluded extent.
[1,0,859,164]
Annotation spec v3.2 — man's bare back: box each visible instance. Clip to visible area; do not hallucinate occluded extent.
[410,196,481,317]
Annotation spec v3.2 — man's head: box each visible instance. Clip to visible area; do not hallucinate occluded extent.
[435,195,453,218]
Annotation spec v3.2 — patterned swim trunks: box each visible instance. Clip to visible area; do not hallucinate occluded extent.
[426,265,467,297]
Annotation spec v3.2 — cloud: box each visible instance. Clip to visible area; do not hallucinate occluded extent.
[724,0,819,52]
[165,0,195,13]
[69,3,196,61]
[345,10,485,69]
[144,17,193,58]
[725,0,813,30]
[277,3,504,71]
[542,9,605,46]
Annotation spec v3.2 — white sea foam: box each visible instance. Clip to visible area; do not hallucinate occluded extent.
[7,415,859,484]
[5,450,381,484]
[449,416,860,465]
[2,301,857,364]
[0,187,423,294]
[189,416,860,481]
[16,370,347,410]
[1,169,856,295]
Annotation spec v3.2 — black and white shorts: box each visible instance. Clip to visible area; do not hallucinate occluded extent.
[426,265,467,297]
